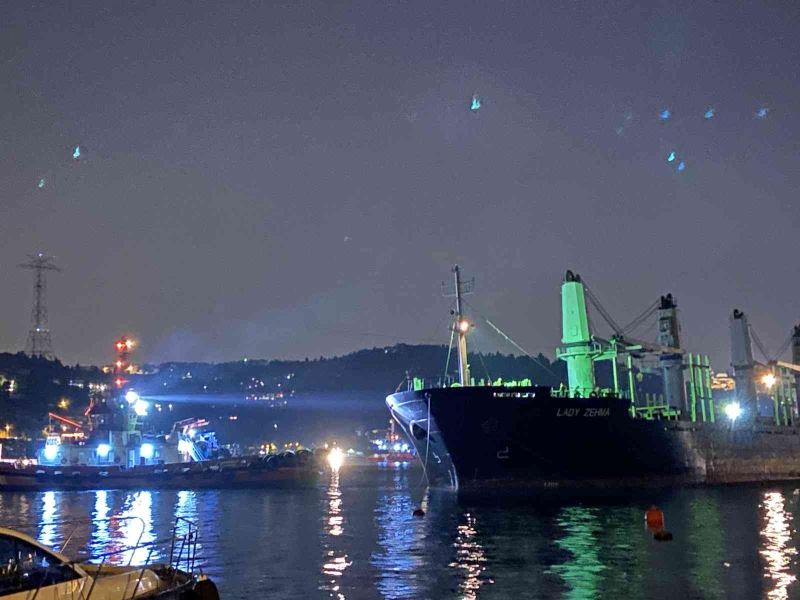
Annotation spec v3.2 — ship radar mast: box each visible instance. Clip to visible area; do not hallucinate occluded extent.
[447,265,474,386]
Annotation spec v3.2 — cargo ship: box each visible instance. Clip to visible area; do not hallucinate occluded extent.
[386,267,800,495]
[0,337,318,491]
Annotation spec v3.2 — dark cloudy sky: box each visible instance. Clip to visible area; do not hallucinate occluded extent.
[1,1,798,368]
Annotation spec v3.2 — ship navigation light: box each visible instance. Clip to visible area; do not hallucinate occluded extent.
[133,400,149,417]
[761,373,777,390]
[43,435,60,462]
[140,443,155,459]
[724,402,743,422]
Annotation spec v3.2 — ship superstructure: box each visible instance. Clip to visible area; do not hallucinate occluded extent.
[386,268,800,494]
[36,337,213,469]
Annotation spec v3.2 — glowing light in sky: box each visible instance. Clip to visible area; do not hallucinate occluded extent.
[756,107,769,119]
[659,108,671,120]
[470,94,482,111]
[704,107,715,119]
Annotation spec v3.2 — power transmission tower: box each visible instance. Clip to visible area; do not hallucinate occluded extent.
[18,253,62,359]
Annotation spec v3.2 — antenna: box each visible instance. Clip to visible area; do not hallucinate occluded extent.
[18,253,62,359]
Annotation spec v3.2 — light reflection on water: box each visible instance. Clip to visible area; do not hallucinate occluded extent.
[760,491,798,600]
[38,490,58,548]
[120,491,156,565]
[550,506,604,600]
[449,512,488,599]
[371,469,424,599]
[1,474,800,598]
[320,468,351,599]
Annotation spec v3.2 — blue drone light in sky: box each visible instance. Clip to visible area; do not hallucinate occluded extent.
[470,94,482,111]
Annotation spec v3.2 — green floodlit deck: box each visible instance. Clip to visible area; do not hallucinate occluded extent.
[408,357,799,426]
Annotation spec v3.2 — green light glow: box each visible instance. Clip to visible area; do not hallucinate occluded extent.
[557,274,597,395]
[550,507,604,599]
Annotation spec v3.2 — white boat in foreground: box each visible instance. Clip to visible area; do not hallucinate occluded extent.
[0,522,219,599]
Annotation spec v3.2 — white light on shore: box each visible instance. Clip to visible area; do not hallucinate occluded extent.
[328,447,344,471]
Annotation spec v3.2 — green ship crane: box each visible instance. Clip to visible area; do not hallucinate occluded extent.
[556,271,601,396]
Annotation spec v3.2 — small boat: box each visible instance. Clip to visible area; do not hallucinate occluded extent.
[0,521,220,599]
[366,420,415,465]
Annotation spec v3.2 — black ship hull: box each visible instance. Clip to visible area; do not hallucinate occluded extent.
[386,386,800,495]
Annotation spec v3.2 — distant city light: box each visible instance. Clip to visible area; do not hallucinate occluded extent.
[97,443,111,458]
[328,447,345,470]
[72,145,82,160]
[140,443,154,459]
[724,402,742,422]
[659,108,671,120]
[755,107,769,119]
[704,107,715,119]
[667,151,676,162]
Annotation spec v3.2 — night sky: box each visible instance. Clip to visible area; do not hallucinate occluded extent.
[1,1,798,368]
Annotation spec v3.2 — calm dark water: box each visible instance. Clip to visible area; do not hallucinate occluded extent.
[1,468,799,599]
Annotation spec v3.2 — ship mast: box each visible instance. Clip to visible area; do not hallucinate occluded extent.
[449,265,473,386]
[730,309,757,421]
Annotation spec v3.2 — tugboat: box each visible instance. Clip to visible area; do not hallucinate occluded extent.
[367,420,415,465]
[0,337,318,491]
[386,267,800,495]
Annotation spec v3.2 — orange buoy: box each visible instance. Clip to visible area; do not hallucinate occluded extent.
[645,506,665,531]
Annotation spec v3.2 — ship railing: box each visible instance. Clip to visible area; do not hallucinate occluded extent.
[19,517,200,600]
[76,526,198,599]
